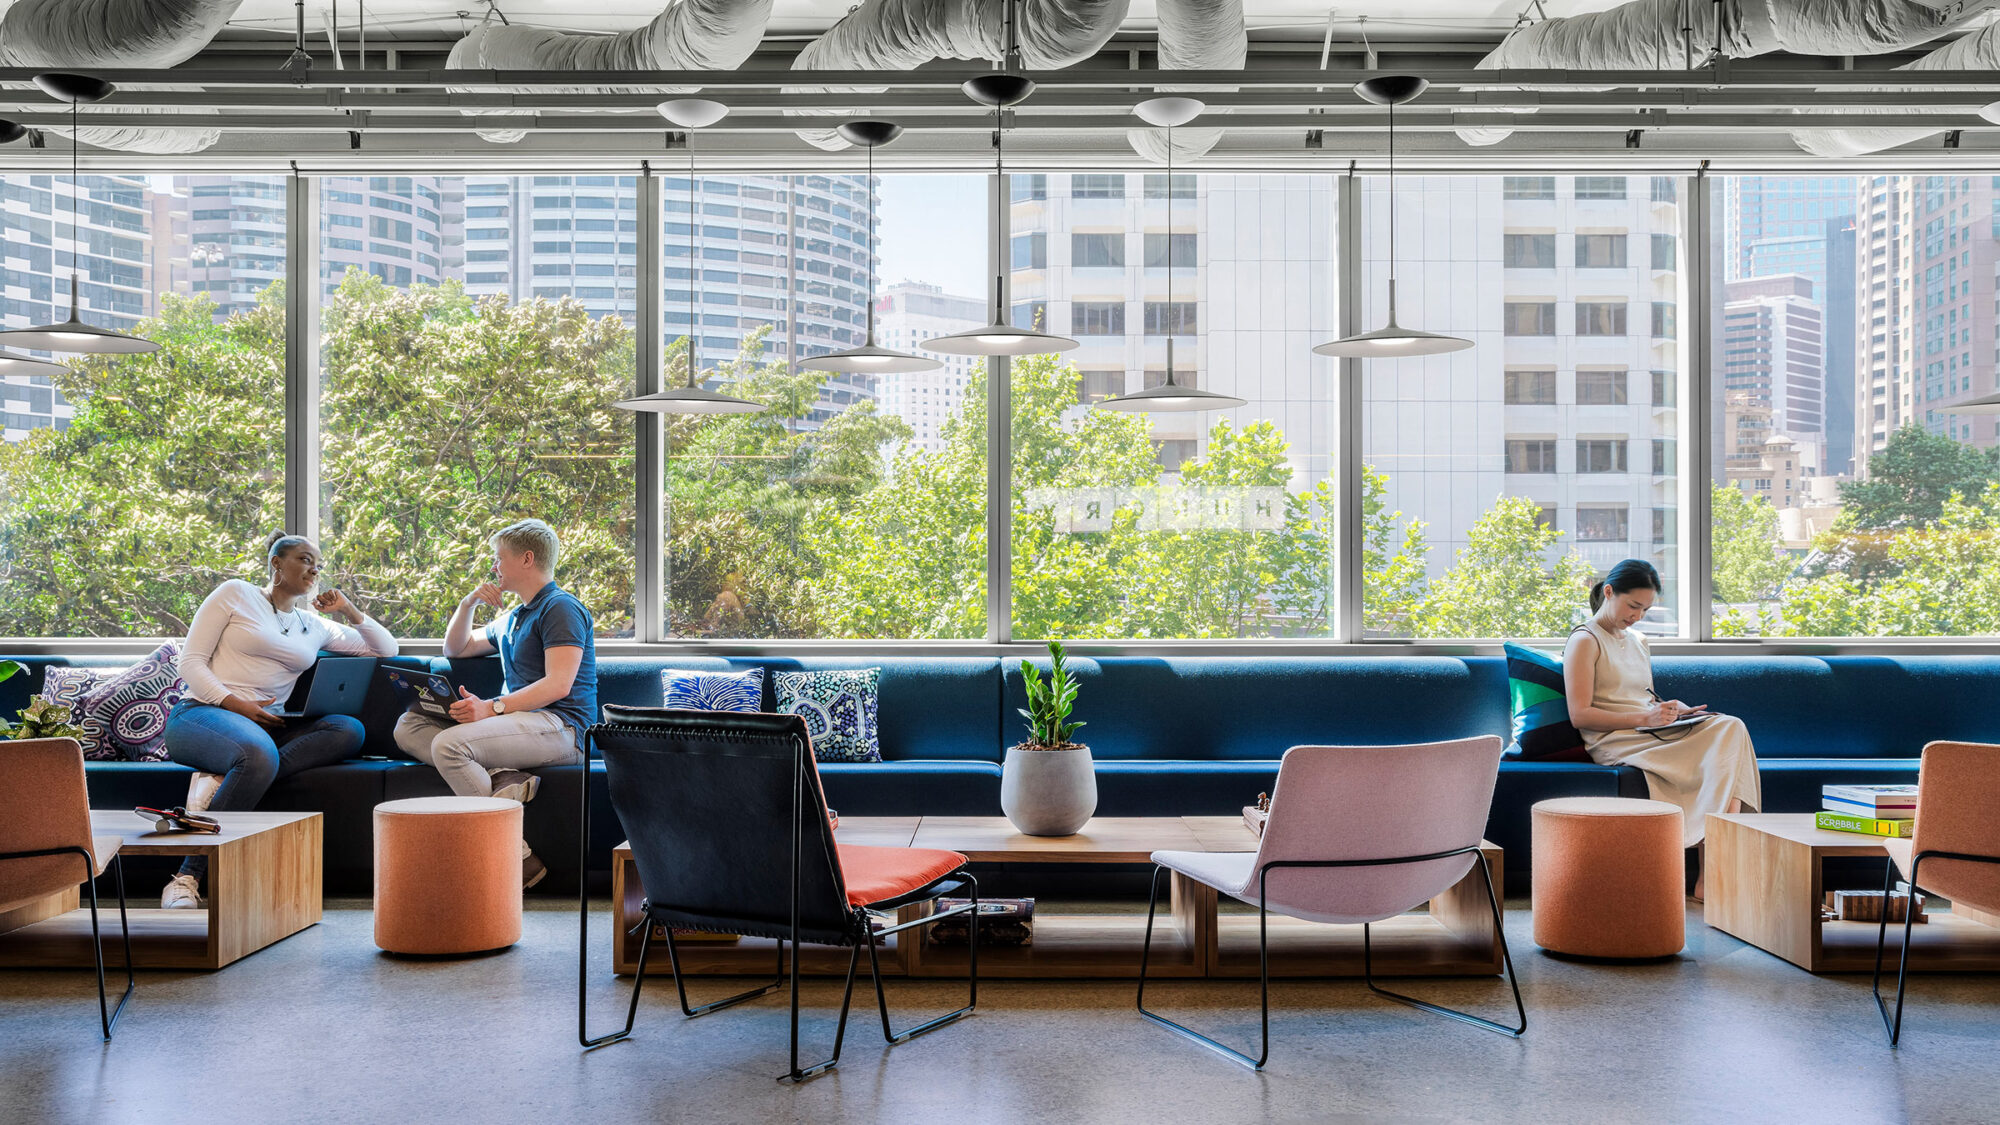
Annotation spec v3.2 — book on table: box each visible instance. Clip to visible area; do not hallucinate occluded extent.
[1822,784,1918,818]
[1815,810,1916,838]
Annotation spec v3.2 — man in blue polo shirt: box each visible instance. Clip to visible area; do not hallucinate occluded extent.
[395,518,598,889]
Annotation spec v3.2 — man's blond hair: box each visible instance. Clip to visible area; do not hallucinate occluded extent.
[491,519,559,574]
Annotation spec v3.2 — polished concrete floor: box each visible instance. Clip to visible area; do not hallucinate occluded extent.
[1,898,1995,1125]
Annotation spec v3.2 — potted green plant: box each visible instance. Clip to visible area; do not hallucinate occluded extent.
[0,661,86,742]
[1001,640,1097,836]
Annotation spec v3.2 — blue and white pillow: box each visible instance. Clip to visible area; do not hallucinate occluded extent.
[661,667,764,713]
[774,668,882,763]
[40,666,115,761]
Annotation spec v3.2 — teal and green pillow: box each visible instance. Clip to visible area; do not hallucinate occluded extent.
[1504,642,1590,762]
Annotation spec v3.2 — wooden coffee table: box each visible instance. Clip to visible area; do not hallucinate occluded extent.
[0,811,322,971]
[609,815,1504,981]
[1704,813,2000,973]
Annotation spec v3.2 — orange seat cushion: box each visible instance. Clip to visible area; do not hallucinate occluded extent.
[837,844,966,908]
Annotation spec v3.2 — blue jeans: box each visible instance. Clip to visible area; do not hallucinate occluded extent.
[163,700,365,884]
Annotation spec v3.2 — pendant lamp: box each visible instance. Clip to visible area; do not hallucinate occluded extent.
[798,121,941,375]
[614,100,765,415]
[0,74,160,355]
[1094,98,1245,413]
[1947,391,2000,414]
[923,0,1077,357]
[1312,76,1471,359]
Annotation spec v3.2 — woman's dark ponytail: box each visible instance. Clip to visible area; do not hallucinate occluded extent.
[1590,559,1662,614]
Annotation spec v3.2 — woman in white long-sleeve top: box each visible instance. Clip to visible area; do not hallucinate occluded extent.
[160,531,398,908]
[1564,558,1762,901]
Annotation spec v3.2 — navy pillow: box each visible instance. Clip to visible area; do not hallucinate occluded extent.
[1504,642,1590,762]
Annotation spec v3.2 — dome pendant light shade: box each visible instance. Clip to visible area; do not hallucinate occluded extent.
[925,10,1077,361]
[1313,75,1471,361]
[615,105,764,415]
[0,73,159,356]
[0,348,70,376]
[1095,103,1243,413]
[1947,391,2000,414]
[801,120,941,375]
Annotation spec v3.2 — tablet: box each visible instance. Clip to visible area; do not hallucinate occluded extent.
[1635,713,1713,734]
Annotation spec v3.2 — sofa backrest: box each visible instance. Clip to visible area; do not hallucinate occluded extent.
[1653,655,2000,759]
[443,654,1003,762]
[1002,656,1515,761]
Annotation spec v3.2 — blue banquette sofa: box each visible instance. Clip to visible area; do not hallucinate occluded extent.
[4,652,1985,895]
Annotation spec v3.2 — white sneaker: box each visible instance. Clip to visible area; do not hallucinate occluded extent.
[185,771,224,813]
[161,873,204,910]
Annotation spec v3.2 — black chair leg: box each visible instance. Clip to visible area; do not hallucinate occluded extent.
[781,943,862,1084]
[868,873,980,1044]
[1136,864,1269,1070]
[665,928,787,1019]
[1362,853,1526,1038]
[98,855,134,1040]
[1872,855,1919,1048]
[581,911,651,1049]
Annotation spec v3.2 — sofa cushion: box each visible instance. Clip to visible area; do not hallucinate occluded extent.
[816,760,1002,818]
[660,667,762,712]
[40,666,114,760]
[775,667,882,762]
[1503,643,1590,762]
[81,640,185,762]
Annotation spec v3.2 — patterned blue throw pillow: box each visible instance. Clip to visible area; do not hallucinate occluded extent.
[660,667,764,713]
[80,640,187,763]
[773,668,882,763]
[1503,642,1590,762]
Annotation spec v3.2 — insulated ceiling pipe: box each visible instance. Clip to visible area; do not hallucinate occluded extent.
[787,0,1128,151]
[1453,0,1995,147]
[446,0,772,143]
[1793,23,2000,156]
[0,0,243,154]
[1126,0,1246,165]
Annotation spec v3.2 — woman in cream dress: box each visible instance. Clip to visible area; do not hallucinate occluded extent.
[1563,559,1762,899]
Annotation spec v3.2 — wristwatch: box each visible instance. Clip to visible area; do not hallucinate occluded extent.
[492,698,508,715]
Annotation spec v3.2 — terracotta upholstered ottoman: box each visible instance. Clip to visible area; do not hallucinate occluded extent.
[1531,797,1685,958]
[374,797,522,955]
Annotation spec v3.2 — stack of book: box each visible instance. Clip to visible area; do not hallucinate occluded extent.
[1815,784,1918,838]
[926,898,1034,947]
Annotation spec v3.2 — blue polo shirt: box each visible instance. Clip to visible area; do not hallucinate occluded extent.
[485,581,597,745]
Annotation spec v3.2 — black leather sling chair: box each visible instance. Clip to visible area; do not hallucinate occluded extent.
[578,706,979,1082]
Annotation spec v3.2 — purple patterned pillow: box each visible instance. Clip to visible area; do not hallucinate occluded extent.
[40,666,115,761]
[80,641,188,763]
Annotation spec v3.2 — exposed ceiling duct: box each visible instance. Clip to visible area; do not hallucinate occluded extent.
[1454,0,1996,147]
[446,0,773,143]
[787,0,1128,151]
[1793,23,2000,156]
[1126,0,1247,165]
[0,0,243,154]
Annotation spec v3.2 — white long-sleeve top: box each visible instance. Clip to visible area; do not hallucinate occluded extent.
[179,579,399,708]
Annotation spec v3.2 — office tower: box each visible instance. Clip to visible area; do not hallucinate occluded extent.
[874,281,984,453]
[1722,275,1825,469]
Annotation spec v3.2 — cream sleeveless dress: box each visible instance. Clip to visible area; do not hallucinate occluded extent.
[1576,618,1762,847]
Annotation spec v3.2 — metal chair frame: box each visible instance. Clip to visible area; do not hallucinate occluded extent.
[0,846,134,1040]
[577,723,980,1082]
[1872,849,2000,1047]
[1136,845,1525,1070]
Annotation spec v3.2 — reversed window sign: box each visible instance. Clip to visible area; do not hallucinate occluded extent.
[1025,485,1288,533]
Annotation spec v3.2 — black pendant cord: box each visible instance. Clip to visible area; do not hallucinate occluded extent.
[1164,121,1178,389]
[687,134,698,389]
[864,139,876,347]
[1386,98,1397,324]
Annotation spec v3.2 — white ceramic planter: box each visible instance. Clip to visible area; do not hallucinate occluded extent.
[1000,744,1097,836]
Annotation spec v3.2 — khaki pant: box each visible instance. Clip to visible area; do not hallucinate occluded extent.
[394,709,582,798]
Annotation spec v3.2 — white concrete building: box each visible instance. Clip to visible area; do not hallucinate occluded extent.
[874,281,985,453]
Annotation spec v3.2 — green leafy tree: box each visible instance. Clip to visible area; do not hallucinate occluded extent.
[1710,482,1792,602]
[1840,422,2000,529]
[1776,486,2000,636]
[1361,466,1429,636]
[1416,496,1595,638]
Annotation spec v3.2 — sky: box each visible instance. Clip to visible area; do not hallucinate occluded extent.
[875,175,989,300]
